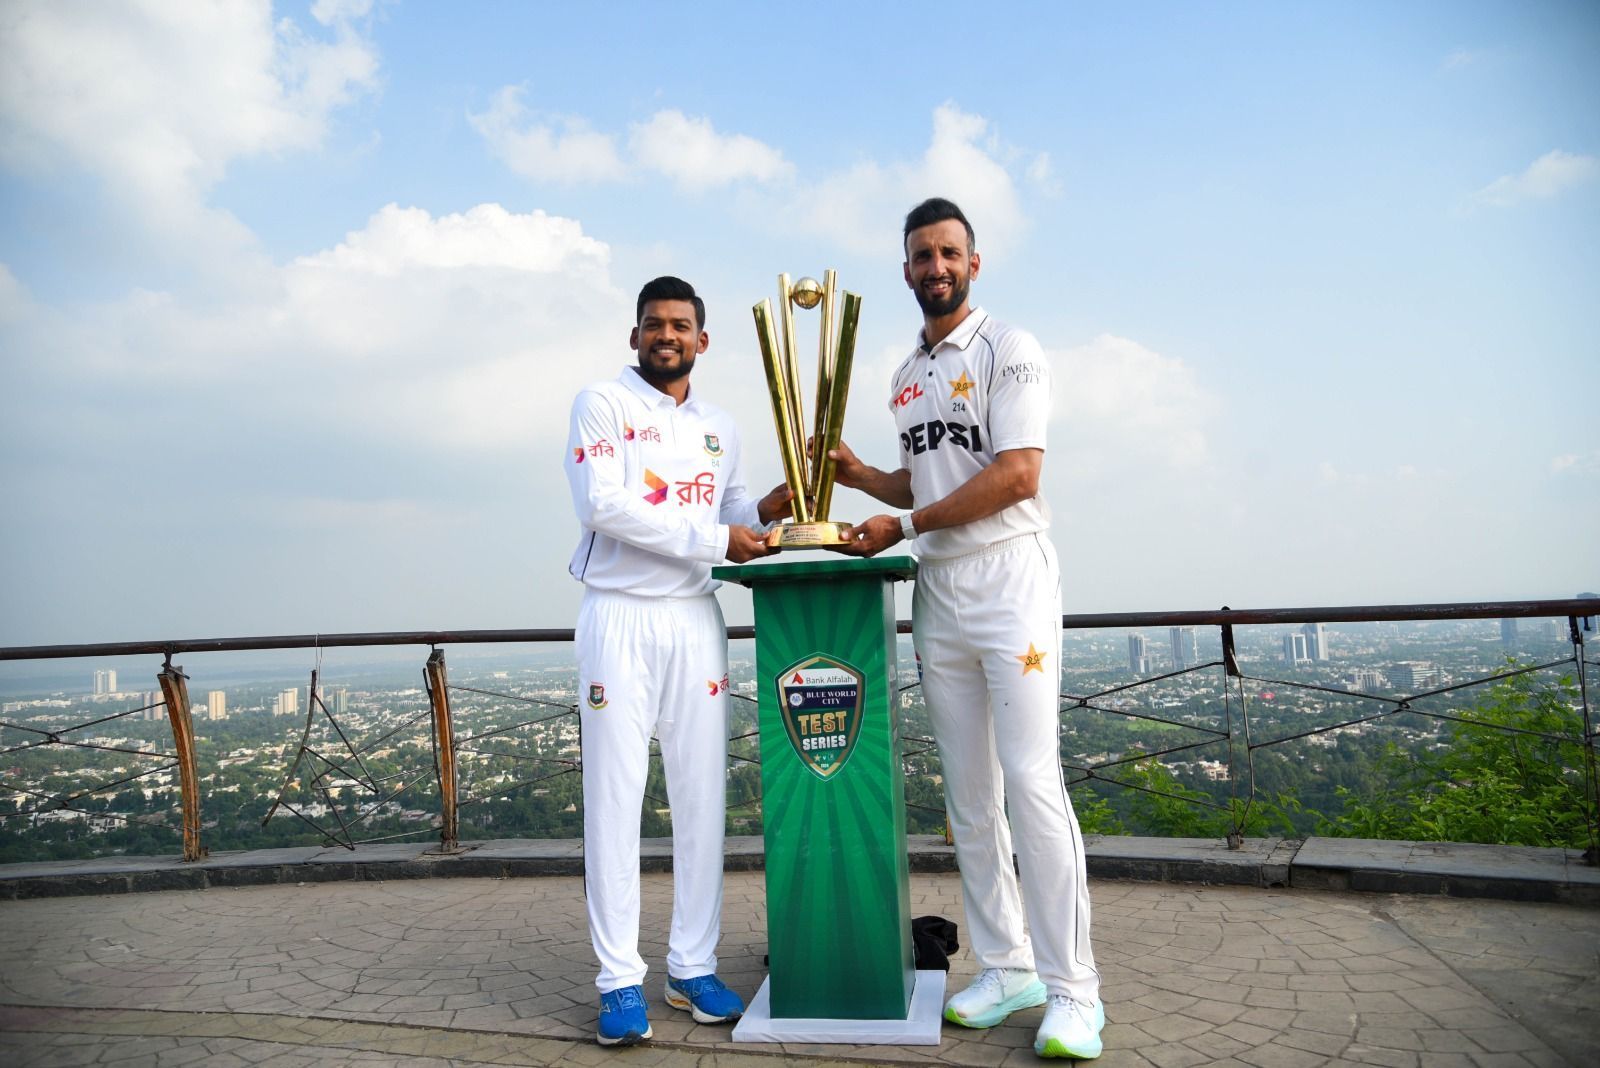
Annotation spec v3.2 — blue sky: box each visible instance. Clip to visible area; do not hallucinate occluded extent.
[1,0,1596,645]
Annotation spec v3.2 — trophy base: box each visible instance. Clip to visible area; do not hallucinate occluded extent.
[765,521,851,550]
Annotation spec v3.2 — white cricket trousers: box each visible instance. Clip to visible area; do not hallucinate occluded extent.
[576,588,729,994]
[913,533,1099,1002]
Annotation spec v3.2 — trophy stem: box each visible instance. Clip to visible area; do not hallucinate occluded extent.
[754,299,811,524]
[813,291,860,522]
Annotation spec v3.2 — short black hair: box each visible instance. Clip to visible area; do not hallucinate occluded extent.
[903,197,976,255]
[636,276,705,330]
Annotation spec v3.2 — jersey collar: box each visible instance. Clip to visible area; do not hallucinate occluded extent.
[619,365,695,410]
[916,306,988,356]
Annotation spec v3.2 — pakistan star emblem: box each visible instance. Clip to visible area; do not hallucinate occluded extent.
[1016,642,1048,675]
[949,371,975,401]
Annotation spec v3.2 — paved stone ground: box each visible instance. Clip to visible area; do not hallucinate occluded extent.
[0,873,1595,1067]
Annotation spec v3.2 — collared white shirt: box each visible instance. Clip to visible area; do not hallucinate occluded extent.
[887,306,1052,560]
[565,366,761,597]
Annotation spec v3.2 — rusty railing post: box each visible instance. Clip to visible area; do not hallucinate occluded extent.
[423,649,459,852]
[157,660,207,862]
[1570,617,1599,866]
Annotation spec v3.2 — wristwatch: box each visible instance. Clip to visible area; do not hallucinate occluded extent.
[899,513,918,541]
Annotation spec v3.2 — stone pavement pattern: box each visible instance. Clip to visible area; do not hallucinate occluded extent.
[0,873,1595,1067]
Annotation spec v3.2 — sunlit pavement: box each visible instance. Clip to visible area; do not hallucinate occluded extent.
[2,867,1596,1067]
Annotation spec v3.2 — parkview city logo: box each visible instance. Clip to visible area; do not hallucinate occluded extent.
[774,655,865,780]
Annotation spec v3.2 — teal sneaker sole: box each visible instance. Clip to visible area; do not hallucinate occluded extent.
[943,978,1048,1028]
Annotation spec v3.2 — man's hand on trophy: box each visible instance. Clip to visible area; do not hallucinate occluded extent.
[826,440,866,488]
[725,524,777,563]
[835,514,904,557]
[756,483,795,525]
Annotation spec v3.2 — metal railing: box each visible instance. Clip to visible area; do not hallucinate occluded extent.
[2,598,1595,863]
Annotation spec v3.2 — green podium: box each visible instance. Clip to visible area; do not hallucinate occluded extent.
[715,555,919,1020]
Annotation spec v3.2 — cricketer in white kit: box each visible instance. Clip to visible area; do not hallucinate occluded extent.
[564,276,788,1047]
[831,200,1104,1060]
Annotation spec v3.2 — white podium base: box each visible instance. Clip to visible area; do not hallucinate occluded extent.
[731,969,946,1045]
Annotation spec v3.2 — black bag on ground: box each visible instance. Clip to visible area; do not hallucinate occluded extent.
[911,915,959,971]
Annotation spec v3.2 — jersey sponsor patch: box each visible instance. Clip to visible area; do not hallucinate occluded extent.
[582,438,615,459]
[1016,642,1048,675]
[587,683,608,709]
[643,469,668,505]
[1002,361,1043,384]
[893,381,925,408]
[707,673,730,696]
[775,655,865,779]
[572,447,584,464]
[673,471,716,506]
[900,419,983,455]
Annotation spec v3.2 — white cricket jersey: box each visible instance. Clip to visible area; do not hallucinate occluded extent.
[888,307,1052,560]
[565,366,761,597]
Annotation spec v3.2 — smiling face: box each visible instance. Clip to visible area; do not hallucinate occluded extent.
[630,298,707,385]
[903,218,980,319]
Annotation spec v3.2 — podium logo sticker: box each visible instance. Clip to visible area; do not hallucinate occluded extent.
[775,655,864,780]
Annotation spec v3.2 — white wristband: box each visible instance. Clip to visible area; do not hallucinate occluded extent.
[899,513,918,541]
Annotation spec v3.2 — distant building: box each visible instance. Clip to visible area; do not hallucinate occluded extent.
[1499,619,1518,648]
[1301,622,1329,661]
[331,688,349,716]
[1128,634,1150,674]
[1169,627,1199,670]
[1387,661,1441,690]
[93,669,117,695]
[275,688,299,717]
[1347,669,1386,694]
[206,691,227,721]
[142,691,164,721]
[1283,633,1309,665]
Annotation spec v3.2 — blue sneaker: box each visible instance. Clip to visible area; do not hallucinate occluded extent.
[597,984,652,1046]
[665,973,745,1024]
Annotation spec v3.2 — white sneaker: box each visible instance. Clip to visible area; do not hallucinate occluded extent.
[1034,994,1105,1059]
[943,967,1048,1029]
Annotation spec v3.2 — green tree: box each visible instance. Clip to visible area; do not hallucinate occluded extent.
[1323,669,1596,848]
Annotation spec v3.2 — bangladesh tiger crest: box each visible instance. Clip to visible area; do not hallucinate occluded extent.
[703,433,722,456]
[587,683,608,709]
[774,654,864,779]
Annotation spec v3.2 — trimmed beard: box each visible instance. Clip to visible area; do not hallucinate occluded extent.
[637,351,696,386]
[914,276,969,318]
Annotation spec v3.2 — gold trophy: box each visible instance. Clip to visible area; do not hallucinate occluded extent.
[753,271,861,549]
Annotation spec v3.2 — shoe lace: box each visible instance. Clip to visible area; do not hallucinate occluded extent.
[971,968,1008,995]
[614,986,646,1010]
[1046,994,1092,1018]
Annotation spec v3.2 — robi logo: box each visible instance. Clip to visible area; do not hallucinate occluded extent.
[893,382,924,408]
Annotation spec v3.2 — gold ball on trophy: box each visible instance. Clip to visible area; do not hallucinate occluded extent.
[790,277,824,310]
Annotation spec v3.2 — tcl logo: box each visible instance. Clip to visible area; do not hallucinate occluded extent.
[894,382,924,408]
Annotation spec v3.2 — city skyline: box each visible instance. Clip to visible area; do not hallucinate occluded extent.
[2,2,1596,645]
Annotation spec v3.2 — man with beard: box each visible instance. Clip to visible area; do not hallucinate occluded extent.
[564,275,787,1047]
[830,200,1104,1059]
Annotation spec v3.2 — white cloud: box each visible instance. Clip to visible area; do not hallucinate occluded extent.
[470,92,790,191]
[1551,452,1599,476]
[1052,333,1217,477]
[785,103,1032,257]
[1469,150,1599,208]
[629,109,793,190]
[5,203,628,451]
[467,86,626,184]
[0,0,378,261]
